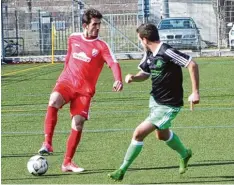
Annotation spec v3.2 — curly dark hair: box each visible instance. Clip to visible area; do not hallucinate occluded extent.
[82,8,103,24]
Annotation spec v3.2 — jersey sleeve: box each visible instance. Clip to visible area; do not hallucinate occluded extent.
[64,36,72,67]
[138,51,151,75]
[101,41,118,67]
[101,41,122,81]
[164,47,192,67]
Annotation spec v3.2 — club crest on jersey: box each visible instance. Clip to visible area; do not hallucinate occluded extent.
[92,49,99,57]
[156,59,163,68]
[73,52,91,62]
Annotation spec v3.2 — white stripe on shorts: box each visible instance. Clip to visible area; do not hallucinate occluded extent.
[156,108,174,128]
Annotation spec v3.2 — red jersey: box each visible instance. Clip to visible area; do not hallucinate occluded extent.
[57,33,119,97]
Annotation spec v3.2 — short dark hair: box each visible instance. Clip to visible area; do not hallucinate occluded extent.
[136,23,160,42]
[82,8,103,24]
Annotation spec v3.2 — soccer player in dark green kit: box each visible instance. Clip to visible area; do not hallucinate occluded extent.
[108,23,200,181]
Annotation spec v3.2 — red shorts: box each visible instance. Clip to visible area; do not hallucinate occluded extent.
[53,83,92,119]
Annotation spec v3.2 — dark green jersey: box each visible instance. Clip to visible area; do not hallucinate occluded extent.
[138,42,192,107]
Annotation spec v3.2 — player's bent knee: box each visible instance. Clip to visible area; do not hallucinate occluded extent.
[48,99,59,108]
[156,129,171,141]
[71,115,86,131]
[133,130,144,141]
[48,92,65,108]
[157,135,167,141]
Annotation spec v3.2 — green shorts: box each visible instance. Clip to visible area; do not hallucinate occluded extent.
[145,96,181,130]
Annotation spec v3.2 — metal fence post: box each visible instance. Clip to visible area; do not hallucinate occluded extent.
[38,10,42,55]
[72,0,75,33]
[110,14,115,52]
[1,1,5,60]
[15,10,19,56]
[162,0,169,18]
[217,0,221,56]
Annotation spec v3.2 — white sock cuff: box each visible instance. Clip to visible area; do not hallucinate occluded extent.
[165,130,174,143]
[131,139,144,146]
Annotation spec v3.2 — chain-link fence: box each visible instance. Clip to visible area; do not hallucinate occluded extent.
[1,0,234,58]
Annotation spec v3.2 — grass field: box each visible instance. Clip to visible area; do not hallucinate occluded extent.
[1,57,234,184]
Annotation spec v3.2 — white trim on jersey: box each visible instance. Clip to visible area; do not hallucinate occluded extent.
[81,34,99,42]
[185,56,192,67]
[153,42,163,57]
[165,49,191,66]
[70,32,117,63]
[99,39,118,63]
[71,30,99,42]
[70,32,82,36]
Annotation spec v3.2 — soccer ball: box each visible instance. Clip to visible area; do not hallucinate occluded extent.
[27,155,48,176]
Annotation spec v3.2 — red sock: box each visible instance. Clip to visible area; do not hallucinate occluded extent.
[63,129,82,165]
[44,106,58,146]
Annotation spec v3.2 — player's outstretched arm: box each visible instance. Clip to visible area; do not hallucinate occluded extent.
[125,71,150,84]
[113,80,123,92]
[101,42,123,92]
[187,60,200,110]
[110,63,123,92]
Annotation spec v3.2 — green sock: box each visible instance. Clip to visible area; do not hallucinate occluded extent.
[166,131,188,159]
[119,140,143,172]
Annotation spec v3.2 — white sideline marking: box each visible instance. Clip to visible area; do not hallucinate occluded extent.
[2,87,234,96]
[2,63,53,76]
[1,125,234,135]
[2,107,234,117]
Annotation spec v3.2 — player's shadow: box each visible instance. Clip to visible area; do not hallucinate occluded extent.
[128,159,234,172]
[1,173,73,181]
[1,153,62,158]
[145,179,234,184]
[1,153,44,158]
[132,160,234,184]
[1,149,90,159]
[46,160,234,176]
[202,94,234,98]
[144,175,234,184]
[188,160,234,168]
[192,175,234,179]
[2,160,234,182]
[3,161,234,182]
[2,169,117,182]
[3,174,234,183]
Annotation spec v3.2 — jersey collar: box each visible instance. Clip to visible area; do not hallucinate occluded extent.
[152,42,163,57]
[81,34,99,42]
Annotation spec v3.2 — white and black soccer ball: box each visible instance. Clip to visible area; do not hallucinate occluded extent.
[27,155,48,176]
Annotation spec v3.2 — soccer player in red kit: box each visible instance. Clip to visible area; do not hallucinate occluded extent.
[38,8,123,172]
